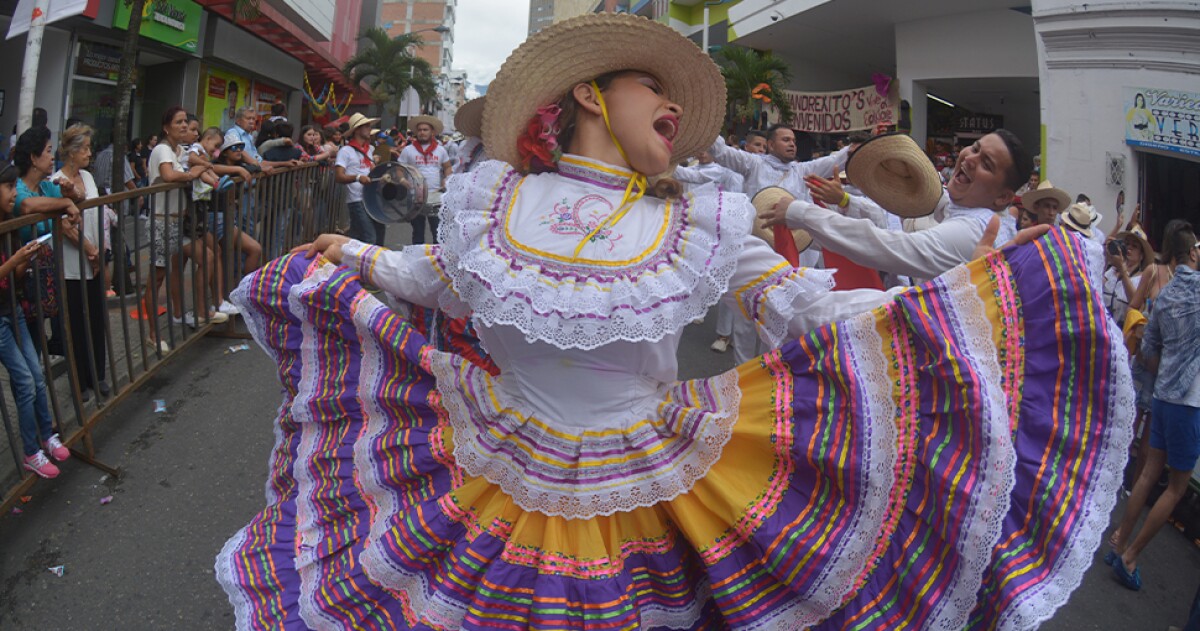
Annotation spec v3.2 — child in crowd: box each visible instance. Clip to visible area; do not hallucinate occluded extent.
[0,163,68,478]
[261,122,303,164]
[187,127,237,315]
[210,136,263,275]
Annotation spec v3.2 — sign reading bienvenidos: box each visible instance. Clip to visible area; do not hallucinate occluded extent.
[781,84,899,134]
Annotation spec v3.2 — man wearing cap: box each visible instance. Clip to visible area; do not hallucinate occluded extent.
[708,124,852,200]
[336,113,385,245]
[399,115,452,245]
[762,130,1035,283]
[1023,180,1071,226]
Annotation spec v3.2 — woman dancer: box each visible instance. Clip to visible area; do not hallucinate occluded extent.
[216,14,1132,630]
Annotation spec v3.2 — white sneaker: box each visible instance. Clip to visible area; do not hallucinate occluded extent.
[710,337,730,353]
[217,300,241,316]
[171,311,199,328]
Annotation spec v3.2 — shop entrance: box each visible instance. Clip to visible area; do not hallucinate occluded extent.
[1139,151,1200,247]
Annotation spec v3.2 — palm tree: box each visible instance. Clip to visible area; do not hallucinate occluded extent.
[343,29,439,127]
[716,46,795,131]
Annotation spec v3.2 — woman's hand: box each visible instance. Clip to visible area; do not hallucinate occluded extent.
[84,241,101,273]
[292,233,352,264]
[12,240,42,264]
[972,216,1051,260]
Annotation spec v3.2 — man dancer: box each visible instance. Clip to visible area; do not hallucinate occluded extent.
[762,130,1035,282]
[399,115,452,245]
[709,124,852,201]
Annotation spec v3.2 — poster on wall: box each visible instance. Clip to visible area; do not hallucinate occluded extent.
[781,83,899,134]
[253,83,285,119]
[1124,87,1200,159]
[203,68,253,133]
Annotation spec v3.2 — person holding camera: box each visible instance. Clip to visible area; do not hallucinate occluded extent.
[1103,224,1154,327]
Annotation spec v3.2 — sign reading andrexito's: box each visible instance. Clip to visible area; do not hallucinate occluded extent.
[1124,87,1200,159]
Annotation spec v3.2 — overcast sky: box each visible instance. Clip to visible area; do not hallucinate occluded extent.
[454,0,530,97]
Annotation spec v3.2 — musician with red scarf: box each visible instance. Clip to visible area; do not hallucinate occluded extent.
[335,113,385,245]
[399,115,452,244]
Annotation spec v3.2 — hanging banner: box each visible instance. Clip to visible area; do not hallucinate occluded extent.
[1124,87,1200,159]
[203,67,253,133]
[782,84,899,133]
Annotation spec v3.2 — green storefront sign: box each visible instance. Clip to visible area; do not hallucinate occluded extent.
[113,0,202,53]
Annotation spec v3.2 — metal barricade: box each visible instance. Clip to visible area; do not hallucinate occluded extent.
[0,162,344,514]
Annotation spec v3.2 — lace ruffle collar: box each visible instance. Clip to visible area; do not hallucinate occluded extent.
[436,158,751,350]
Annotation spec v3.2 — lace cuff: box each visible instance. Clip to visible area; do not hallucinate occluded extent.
[735,263,837,349]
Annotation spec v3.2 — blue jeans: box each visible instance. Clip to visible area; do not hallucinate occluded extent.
[0,314,55,456]
[347,201,385,246]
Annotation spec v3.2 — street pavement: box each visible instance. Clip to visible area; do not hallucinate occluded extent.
[1,224,1198,629]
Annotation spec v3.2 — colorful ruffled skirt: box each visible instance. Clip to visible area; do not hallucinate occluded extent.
[216,229,1133,630]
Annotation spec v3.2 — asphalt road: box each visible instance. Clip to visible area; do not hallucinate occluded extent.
[1,224,1197,629]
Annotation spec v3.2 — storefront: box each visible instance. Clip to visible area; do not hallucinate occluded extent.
[196,16,302,135]
[1126,87,1200,246]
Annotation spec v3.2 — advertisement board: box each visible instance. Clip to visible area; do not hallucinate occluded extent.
[1125,87,1200,159]
[113,0,202,53]
[203,67,253,133]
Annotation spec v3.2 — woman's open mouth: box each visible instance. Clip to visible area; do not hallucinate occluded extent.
[653,115,678,151]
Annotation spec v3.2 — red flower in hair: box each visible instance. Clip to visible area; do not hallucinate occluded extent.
[517,116,557,172]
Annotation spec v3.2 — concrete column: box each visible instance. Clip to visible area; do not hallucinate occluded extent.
[901,79,928,147]
[182,59,203,113]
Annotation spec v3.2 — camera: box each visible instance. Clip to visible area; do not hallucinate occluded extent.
[1107,240,1127,257]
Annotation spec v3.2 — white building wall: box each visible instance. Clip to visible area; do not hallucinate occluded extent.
[895,9,1039,149]
[1034,0,1200,237]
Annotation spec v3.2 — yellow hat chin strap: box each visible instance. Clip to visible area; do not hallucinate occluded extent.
[571,81,649,261]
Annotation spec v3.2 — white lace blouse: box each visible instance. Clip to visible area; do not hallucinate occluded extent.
[341,155,897,427]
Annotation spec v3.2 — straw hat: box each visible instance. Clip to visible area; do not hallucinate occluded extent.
[455,97,486,138]
[483,13,725,170]
[346,112,380,135]
[750,187,814,252]
[845,133,942,218]
[1022,180,1071,211]
[407,115,442,136]
[1060,202,1099,238]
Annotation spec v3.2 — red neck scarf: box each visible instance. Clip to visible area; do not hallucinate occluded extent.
[414,139,439,158]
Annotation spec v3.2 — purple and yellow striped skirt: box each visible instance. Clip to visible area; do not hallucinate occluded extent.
[216,229,1133,630]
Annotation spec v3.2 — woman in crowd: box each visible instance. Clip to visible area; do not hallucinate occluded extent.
[216,14,1130,630]
[141,106,228,353]
[53,124,110,402]
[0,164,69,478]
[299,125,335,164]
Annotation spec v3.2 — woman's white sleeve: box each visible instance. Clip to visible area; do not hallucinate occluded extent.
[340,240,461,310]
[725,234,903,347]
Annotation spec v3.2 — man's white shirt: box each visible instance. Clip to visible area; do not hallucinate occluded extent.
[708,138,850,200]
